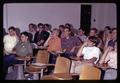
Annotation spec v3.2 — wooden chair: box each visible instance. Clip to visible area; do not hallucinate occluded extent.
[41,56,72,80]
[26,50,49,80]
[36,50,49,64]
[79,64,101,80]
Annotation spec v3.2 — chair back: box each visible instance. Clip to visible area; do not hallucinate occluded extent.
[79,64,101,80]
[36,50,49,64]
[54,56,71,73]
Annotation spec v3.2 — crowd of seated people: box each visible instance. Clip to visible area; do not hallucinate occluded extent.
[3,23,117,80]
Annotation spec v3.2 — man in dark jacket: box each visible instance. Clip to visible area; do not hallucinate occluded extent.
[34,23,50,46]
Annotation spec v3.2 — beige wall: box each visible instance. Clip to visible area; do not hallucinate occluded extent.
[3,3,116,32]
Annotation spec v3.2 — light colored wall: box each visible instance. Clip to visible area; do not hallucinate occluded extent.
[3,3,116,32]
[91,3,116,31]
[3,3,81,32]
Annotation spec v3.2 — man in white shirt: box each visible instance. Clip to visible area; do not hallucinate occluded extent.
[70,36,101,74]
[3,26,18,79]
[3,26,18,55]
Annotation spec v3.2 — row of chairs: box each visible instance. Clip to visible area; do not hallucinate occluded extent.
[25,50,101,80]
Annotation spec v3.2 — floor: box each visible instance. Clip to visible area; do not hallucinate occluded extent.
[5,66,18,80]
[5,66,53,80]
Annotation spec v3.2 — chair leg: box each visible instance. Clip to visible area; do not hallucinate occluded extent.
[40,69,44,78]
[17,65,24,80]
[24,60,27,70]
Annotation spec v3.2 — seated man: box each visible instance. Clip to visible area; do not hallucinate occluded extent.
[61,27,82,58]
[3,26,18,79]
[14,31,33,62]
[34,23,50,46]
[104,28,116,52]
[3,26,18,55]
[77,28,87,43]
[70,36,101,74]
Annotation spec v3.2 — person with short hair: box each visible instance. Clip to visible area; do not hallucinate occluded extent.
[89,28,98,36]
[34,23,50,46]
[104,28,117,51]
[103,26,111,44]
[88,28,103,50]
[3,26,18,55]
[70,36,101,74]
[77,28,87,43]
[14,31,33,57]
[61,27,82,58]
[27,23,37,42]
[44,23,52,35]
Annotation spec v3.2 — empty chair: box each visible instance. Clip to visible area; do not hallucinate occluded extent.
[26,50,49,80]
[36,50,49,64]
[41,56,72,80]
[54,56,71,73]
[79,64,101,80]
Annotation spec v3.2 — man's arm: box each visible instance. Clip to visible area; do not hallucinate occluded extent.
[76,41,87,57]
[83,57,97,63]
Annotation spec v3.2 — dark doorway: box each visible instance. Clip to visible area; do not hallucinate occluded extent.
[80,5,91,36]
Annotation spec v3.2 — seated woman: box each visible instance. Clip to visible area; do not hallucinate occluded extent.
[98,42,117,80]
[44,28,62,64]
[70,36,101,74]
[3,31,33,79]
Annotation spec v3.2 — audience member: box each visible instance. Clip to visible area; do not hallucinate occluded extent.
[44,28,61,64]
[70,36,101,74]
[104,28,117,51]
[88,28,103,49]
[44,23,52,35]
[34,23,50,46]
[27,23,37,42]
[103,26,111,44]
[61,27,82,58]
[98,42,117,80]
[77,28,87,43]
[3,26,18,55]
[58,25,65,38]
